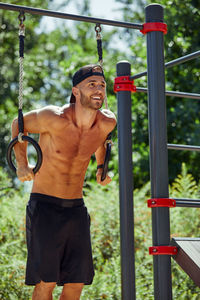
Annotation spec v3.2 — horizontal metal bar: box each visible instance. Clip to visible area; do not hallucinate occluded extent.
[136,87,200,100]
[173,237,200,241]
[165,90,200,100]
[175,198,200,203]
[176,202,200,208]
[167,144,200,152]
[131,71,148,80]
[174,198,200,208]
[165,50,200,69]
[0,2,143,29]
[131,50,200,80]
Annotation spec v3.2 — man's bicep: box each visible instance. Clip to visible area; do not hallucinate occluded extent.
[103,118,117,137]
[110,117,117,131]
[102,110,117,132]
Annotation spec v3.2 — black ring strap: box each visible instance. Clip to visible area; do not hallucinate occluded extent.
[7,135,43,174]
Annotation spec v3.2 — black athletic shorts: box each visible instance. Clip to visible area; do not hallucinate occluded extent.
[25,193,94,286]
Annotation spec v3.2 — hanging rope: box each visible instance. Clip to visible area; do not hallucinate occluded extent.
[95,24,113,181]
[95,24,103,67]
[18,11,25,140]
[6,11,43,174]
[95,24,108,109]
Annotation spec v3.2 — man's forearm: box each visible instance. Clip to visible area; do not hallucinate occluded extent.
[95,144,106,167]
[11,118,28,167]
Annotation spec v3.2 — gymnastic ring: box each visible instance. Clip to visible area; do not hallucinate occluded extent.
[101,142,112,181]
[6,135,43,174]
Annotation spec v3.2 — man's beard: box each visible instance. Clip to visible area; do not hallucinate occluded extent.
[80,91,103,110]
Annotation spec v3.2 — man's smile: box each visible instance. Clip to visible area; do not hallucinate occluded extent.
[91,95,102,101]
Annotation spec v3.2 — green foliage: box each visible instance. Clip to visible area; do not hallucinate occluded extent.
[0,168,32,299]
[116,0,200,186]
[1,165,200,299]
[169,164,200,299]
[0,0,52,170]
[170,164,200,238]
[170,163,199,199]
[161,0,200,184]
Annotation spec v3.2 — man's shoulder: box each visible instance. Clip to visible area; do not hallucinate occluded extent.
[99,109,116,122]
[37,105,72,127]
[98,109,117,132]
[40,104,71,118]
[37,104,72,132]
[39,105,62,115]
[62,104,72,114]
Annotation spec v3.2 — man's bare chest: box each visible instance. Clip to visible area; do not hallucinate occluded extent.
[41,125,106,160]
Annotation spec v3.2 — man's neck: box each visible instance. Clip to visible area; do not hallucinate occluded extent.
[74,104,98,130]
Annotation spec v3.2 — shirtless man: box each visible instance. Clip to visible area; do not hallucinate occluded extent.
[11,64,116,300]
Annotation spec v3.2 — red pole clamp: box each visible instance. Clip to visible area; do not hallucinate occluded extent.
[114,76,136,93]
[147,198,176,208]
[140,22,167,35]
[149,246,178,256]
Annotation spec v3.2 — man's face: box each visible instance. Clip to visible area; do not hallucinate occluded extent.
[77,74,106,110]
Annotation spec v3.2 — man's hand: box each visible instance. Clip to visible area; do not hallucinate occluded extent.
[96,169,112,186]
[16,165,35,182]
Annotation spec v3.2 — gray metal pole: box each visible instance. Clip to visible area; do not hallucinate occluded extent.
[0,2,143,30]
[145,4,172,300]
[116,61,135,300]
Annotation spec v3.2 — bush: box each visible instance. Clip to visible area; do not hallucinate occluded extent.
[0,168,32,299]
[0,165,200,299]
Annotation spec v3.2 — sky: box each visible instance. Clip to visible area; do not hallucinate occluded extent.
[40,0,124,32]
[67,0,123,18]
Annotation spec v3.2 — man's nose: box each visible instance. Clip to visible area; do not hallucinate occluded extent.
[96,85,104,92]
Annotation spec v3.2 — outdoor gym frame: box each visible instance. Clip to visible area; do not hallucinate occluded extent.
[1,2,200,300]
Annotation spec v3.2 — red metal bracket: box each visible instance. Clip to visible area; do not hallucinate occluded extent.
[114,76,136,93]
[140,22,167,35]
[149,246,178,255]
[147,198,176,208]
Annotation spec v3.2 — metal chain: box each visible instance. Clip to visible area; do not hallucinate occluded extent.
[95,23,101,38]
[95,24,108,109]
[18,11,25,25]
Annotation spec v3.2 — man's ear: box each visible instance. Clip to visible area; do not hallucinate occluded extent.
[72,87,80,98]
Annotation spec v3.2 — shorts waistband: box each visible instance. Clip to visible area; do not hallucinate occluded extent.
[30,193,84,208]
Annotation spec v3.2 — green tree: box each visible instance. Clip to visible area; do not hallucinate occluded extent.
[116,0,200,185]
[1,0,55,170]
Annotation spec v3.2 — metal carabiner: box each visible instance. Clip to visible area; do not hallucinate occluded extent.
[95,23,102,40]
[18,11,25,26]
